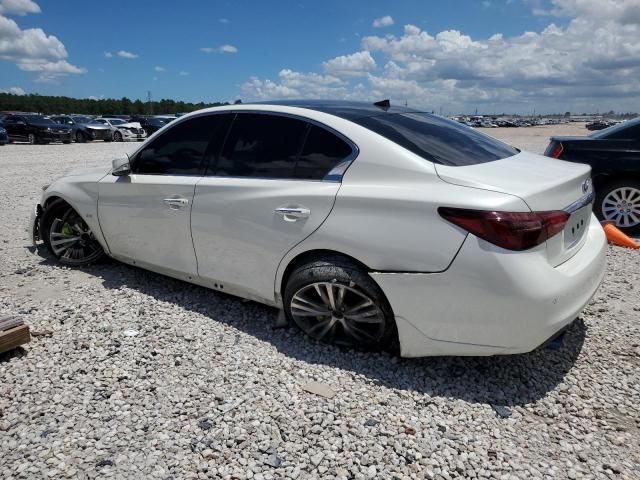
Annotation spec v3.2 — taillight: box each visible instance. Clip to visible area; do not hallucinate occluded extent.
[549,142,564,159]
[438,207,570,251]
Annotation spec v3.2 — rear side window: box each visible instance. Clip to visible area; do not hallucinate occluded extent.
[294,125,353,180]
[354,113,518,166]
[605,124,640,140]
[215,113,307,178]
[132,114,229,175]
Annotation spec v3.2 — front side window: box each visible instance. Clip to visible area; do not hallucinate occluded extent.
[215,113,308,178]
[132,114,230,175]
[354,113,519,166]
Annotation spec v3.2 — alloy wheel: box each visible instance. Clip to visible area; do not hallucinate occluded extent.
[48,208,103,262]
[601,187,640,228]
[289,282,385,346]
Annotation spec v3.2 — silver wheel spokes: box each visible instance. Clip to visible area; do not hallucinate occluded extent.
[290,282,384,346]
[49,212,101,260]
[602,187,640,228]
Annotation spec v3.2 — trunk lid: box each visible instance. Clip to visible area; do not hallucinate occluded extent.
[435,151,594,266]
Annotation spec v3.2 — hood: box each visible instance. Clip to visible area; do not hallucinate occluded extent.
[119,122,142,128]
[64,166,112,177]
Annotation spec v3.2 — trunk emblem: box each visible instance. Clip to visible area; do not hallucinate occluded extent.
[581,179,591,194]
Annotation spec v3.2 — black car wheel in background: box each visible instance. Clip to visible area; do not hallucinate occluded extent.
[545,117,640,234]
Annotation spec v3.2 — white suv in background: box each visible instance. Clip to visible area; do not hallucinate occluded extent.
[94,118,147,142]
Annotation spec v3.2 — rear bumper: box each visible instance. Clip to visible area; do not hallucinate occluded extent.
[372,214,607,357]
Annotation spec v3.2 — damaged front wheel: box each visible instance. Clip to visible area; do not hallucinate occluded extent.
[41,199,105,266]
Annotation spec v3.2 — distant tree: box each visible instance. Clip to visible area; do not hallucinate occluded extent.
[234,99,242,104]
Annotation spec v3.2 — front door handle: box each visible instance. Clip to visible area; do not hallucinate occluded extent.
[163,197,189,209]
[274,206,311,220]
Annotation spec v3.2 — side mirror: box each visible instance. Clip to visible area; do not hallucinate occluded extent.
[112,157,131,176]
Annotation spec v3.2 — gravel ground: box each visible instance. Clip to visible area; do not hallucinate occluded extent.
[1,130,639,480]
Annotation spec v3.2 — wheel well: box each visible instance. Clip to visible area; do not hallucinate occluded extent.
[279,249,371,297]
[43,196,67,208]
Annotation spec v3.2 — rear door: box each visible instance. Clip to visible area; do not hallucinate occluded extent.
[191,112,355,303]
[98,114,227,279]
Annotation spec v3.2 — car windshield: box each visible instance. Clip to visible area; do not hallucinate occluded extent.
[25,115,55,125]
[72,116,93,124]
[590,118,640,139]
[352,112,519,166]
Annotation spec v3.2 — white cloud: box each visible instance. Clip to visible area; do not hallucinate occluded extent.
[117,50,137,59]
[242,69,345,99]
[104,51,112,58]
[240,0,640,113]
[0,0,40,16]
[219,18,229,24]
[0,11,86,82]
[179,70,189,76]
[154,65,165,72]
[372,15,394,28]
[201,44,238,54]
[0,85,25,94]
[323,50,376,77]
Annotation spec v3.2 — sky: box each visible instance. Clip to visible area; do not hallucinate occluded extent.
[1,0,639,114]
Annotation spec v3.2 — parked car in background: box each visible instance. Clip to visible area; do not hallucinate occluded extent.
[3,114,72,144]
[0,121,8,145]
[586,120,618,131]
[93,118,147,142]
[129,116,169,136]
[50,115,112,143]
[545,117,640,234]
[30,101,606,357]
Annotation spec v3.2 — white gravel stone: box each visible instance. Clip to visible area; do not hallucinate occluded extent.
[0,135,639,479]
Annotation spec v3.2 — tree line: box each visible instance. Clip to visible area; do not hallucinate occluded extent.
[0,93,240,116]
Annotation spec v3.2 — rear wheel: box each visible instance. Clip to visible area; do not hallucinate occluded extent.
[75,131,86,143]
[596,180,640,235]
[41,199,105,265]
[113,131,123,142]
[284,256,397,351]
[27,133,36,145]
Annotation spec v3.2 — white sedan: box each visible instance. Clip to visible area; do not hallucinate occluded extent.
[29,101,607,357]
[93,118,147,142]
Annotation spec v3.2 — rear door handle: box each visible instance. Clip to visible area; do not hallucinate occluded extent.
[274,207,310,220]
[163,197,189,209]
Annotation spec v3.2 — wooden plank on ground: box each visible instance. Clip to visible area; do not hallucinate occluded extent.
[0,325,31,354]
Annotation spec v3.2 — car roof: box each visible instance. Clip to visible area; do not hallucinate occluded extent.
[249,100,425,120]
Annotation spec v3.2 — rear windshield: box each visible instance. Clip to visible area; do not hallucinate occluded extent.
[353,112,518,166]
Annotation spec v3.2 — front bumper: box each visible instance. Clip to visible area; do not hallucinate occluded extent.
[372,214,607,357]
[86,129,111,141]
[28,203,43,245]
[40,131,72,142]
[119,128,147,141]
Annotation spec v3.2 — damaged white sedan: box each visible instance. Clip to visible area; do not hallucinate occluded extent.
[29,101,607,357]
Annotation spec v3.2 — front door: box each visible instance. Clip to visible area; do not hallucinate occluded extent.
[98,114,229,279]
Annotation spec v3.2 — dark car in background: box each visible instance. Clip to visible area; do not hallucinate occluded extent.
[50,115,112,142]
[2,114,72,144]
[545,117,640,234]
[0,121,8,145]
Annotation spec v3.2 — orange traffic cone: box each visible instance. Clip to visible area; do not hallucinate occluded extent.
[601,222,640,249]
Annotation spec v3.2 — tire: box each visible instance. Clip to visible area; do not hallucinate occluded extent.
[27,133,36,145]
[40,199,105,266]
[283,255,397,351]
[75,131,86,143]
[62,140,71,144]
[113,131,123,142]
[595,180,640,235]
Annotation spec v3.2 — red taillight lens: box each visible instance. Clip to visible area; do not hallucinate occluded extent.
[549,142,564,159]
[438,207,570,251]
